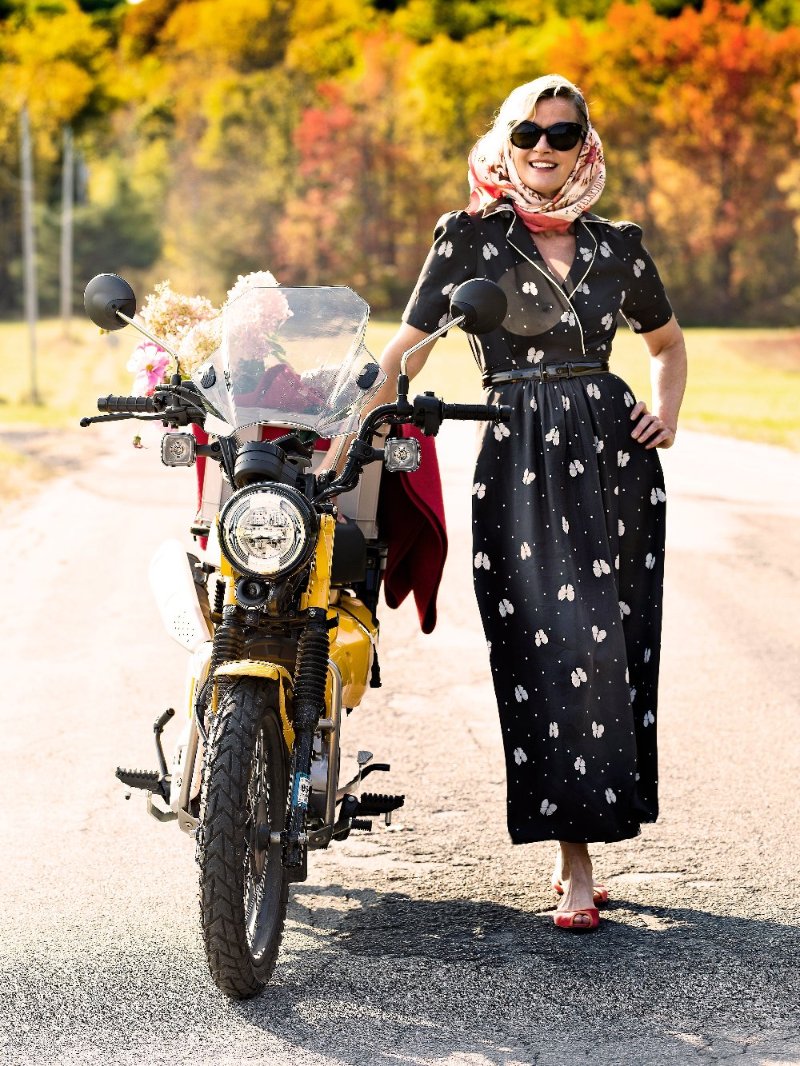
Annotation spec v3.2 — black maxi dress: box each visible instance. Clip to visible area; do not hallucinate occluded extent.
[402,203,674,844]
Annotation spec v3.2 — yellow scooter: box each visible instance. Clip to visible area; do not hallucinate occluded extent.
[81,274,508,998]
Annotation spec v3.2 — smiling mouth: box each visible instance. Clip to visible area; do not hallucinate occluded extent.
[529,162,557,170]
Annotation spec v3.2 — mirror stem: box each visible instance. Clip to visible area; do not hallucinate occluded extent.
[398,313,465,379]
[115,311,183,375]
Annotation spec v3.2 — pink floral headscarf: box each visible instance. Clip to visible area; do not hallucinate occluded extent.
[467,75,606,234]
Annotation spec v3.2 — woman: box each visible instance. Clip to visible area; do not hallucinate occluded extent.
[373,74,687,931]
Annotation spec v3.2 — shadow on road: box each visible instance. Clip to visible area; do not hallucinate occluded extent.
[219,883,800,1064]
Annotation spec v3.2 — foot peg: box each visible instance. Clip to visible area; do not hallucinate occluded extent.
[116,767,161,792]
[355,792,404,825]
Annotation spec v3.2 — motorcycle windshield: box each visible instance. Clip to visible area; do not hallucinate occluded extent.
[183,286,385,438]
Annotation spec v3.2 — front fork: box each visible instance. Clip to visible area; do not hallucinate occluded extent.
[283,607,330,872]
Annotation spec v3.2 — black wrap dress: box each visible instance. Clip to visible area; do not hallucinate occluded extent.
[403,203,674,844]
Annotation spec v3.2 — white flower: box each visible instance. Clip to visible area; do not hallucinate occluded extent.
[513,746,528,765]
[562,394,571,411]
[527,347,544,364]
[592,721,605,738]
[499,598,514,617]
[569,459,585,477]
[438,313,449,328]
[601,313,614,330]
[618,519,626,536]
[520,541,532,560]
[591,625,606,643]
[575,756,586,775]
[625,668,630,683]
[474,551,490,570]
[472,482,486,499]
[483,242,499,260]
[522,468,536,485]
[493,422,510,441]
[530,395,538,411]
[644,647,652,663]
[577,282,590,294]
[630,686,637,703]
[558,584,575,601]
[438,240,454,258]
[579,246,592,262]
[514,684,529,703]
[615,554,619,570]
[586,382,600,399]
[651,486,667,504]
[628,317,642,331]
[643,709,655,727]
[545,427,560,446]
[540,799,557,816]
[605,787,617,804]
[548,721,559,737]
[633,257,646,277]
[561,310,576,327]
[619,600,631,618]
[599,241,612,258]
[623,391,635,407]
[571,667,588,687]
[522,281,538,295]
[486,640,492,654]
[645,552,656,569]
[592,558,611,577]
[562,516,570,533]
[535,628,549,646]
[441,282,455,296]
[617,450,630,467]
[594,436,604,453]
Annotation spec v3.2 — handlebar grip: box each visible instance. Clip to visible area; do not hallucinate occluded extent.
[97,394,162,414]
[442,403,513,423]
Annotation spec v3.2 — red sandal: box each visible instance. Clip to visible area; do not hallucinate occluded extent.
[553,907,600,932]
[552,879,609,906]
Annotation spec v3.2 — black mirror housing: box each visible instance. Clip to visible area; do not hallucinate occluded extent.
[84,273,137,331]
[449,279,507,335]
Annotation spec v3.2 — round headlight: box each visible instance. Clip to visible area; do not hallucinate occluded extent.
[219,483,317,579]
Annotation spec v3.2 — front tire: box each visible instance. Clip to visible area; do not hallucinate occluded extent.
[197,678,289,999]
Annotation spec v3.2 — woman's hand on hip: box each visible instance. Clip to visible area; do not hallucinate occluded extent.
[630,400,676,449]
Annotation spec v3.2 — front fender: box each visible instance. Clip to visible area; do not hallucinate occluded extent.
[214,660,295,750]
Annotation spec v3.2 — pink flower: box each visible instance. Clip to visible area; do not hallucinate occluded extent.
[127,342,171,396]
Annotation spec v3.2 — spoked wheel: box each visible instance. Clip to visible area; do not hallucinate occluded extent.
[197,678,289,999]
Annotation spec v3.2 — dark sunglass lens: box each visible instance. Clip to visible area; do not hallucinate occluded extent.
[546,123,584,150]
[510,123,541,149]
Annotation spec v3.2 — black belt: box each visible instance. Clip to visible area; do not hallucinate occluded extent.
[483,360,609,388]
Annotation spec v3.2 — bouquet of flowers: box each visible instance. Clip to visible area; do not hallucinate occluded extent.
[126,271,291,396]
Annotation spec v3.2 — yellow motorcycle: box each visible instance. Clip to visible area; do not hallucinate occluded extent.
[81,275,508,999]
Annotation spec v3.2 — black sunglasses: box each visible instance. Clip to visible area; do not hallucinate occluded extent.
[510,120,586,152]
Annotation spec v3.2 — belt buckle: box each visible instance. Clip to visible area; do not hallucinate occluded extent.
[539,366,553,384]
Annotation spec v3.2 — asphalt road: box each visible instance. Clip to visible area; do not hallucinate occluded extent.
[0,421,798,1066]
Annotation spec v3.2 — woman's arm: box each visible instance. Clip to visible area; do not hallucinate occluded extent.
[318,323,439,474]
[629,314,687,449]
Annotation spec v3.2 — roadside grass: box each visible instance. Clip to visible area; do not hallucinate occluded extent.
[364,321,800,451]
[0,318,797,499]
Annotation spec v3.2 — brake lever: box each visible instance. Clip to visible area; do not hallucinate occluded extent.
[79,412,165,427]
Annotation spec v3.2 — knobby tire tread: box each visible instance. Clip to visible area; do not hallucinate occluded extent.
[197,678,289,999]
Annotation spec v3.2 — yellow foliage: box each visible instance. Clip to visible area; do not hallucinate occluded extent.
[1,2,109,158]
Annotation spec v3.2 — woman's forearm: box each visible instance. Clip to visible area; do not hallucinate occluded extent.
[650,337,687,431]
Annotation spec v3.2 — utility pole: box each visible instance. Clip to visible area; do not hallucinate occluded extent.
[20,105,41,405]
[60,125,74,336]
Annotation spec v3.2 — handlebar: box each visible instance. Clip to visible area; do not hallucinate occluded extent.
[97,394,165,415]
[442,402,512,423]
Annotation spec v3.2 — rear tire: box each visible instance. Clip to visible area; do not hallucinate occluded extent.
[197,678,289,999]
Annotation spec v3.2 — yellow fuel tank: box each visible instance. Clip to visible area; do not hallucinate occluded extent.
[330,595,377,708]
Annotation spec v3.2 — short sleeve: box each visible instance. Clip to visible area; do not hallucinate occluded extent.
[617,223,673,334]
[402,211,478,333]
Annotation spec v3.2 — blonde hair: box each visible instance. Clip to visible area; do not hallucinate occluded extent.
[475,75,590,161]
